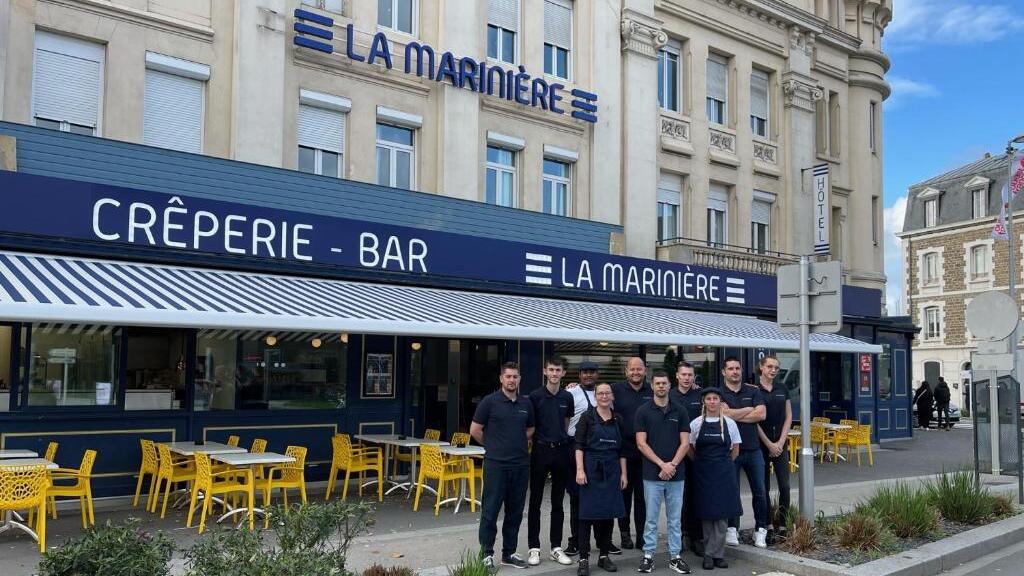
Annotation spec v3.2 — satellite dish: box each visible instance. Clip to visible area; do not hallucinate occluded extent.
[966,291,1020,341]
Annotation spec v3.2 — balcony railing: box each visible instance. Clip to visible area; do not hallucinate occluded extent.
[656,236,799,276]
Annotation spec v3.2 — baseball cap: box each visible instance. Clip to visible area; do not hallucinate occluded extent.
[579,361,600,371]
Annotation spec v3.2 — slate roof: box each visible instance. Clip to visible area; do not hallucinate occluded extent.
[902,152,1017,234]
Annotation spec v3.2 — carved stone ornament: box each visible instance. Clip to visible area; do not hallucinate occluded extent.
[660,117,690,142]
[709,129,736,154]
[782,79,824,108]
[621,16,667,58]
[753,141,778,165]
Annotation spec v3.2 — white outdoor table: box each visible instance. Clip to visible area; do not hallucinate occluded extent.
[438,445,485,514]
[209,451,295,526]
[354,434,450,499]
[811,422,854,461]
[0,449,38,459]
[0,458,58,544]
[164,441,248,457]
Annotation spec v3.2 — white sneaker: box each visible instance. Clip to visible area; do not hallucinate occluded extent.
[551,547,573,565]
[482,555,497,575]
[528,548,541,566]
[725,527,739,546]
[754,527,768,548]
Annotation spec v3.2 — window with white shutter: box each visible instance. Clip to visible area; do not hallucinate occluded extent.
[32,31,105,135]
[658,41,682,112]
[297,90,349,179]
[488,0,518,63]
[706,53,728,125]
[751,194,773,254]
[143,53,209,154]
[543,0,572,79]
[708,183,729,245]
[750,69,769,138]
[657,172,683,242]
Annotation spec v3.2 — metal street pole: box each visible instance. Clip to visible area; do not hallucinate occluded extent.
[798,254,815,517]
[1006,136,1023,502]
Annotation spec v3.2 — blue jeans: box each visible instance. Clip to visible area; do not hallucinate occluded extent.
[728,449,768,530]
[642,479,684,557]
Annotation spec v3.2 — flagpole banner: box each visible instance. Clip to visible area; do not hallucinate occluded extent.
[1011,152,1024,196]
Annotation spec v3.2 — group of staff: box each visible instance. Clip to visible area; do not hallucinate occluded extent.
[470,354,792,575]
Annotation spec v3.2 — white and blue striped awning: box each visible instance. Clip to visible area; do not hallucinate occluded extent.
[0,251,880,353]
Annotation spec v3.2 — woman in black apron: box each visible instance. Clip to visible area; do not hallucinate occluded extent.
[689,387,742,570]
[574,382,627,575]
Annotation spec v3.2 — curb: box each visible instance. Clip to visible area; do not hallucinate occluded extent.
[725,513,1024,576]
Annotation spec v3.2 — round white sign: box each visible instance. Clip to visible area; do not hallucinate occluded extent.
[965,291,1020,341]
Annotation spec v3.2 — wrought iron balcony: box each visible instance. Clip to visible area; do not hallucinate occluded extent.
[656,236,798,276]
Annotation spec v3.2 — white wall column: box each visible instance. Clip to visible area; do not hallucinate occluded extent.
[437,1,483,201]
[780,28,822,256]
[231,0,285,166]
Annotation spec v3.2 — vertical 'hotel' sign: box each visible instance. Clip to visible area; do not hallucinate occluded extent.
[813,163,830,255]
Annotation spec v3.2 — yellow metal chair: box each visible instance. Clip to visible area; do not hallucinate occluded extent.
[392,428,441,477]
[450,432,470,447]
[812,417,831,424]
[0,464,50,552]
[326,434,384,501]
[151,444,196,518]
[786,433,800,473]
[261,445,308,527]
[413,444,475,515]
[132,439,159,509]
[44,441,58,462]
[226,435,240,447]
[48,449,97,528]
[843,424,874,466]
[810,422,839,463]
[187,452,255,533]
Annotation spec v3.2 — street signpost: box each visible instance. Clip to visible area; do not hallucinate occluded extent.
[812,164,830,256]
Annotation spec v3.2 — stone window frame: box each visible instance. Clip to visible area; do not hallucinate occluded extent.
[964,238,995,290]
[917,246,944,295]
[918,300,945,345]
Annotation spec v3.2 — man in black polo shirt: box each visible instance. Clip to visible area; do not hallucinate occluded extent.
[756,354,792,536]
[611,356,653,551]
[718,356,768,549]
[471,362,536,571]
[526,357,575,567]
[670,361,703,555]
[635,370,691,574]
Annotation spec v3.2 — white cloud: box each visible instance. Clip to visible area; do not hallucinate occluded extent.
[886,76,939,109]
[887,0,1024,47]
[883,196,908,315]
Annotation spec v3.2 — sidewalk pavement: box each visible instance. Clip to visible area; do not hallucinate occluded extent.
[0,426,991,575]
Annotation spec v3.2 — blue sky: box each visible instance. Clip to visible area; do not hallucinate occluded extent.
[881,0,1024,314]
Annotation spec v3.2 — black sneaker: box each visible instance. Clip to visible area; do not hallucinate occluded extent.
[501,553,529,569]
[637,555,654,573]
[702,556,714,570]
[669,556,691,574]
[578,558,591,576]
[564,543,580,557]
[620,534,634,549]
[598,555,618,572]
[713,558,728,569]
[607,542,622,555]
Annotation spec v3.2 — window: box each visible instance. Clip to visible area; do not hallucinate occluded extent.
[302,0,343,12]
[487,0,518,64]
[970,245,988,278]
[298,93,348,178]
[32,31,104,136]
[750,69,769,138]
[972,188,986,219]
[542,158,571,216]
[707,183,729,245]
[924,306,941,340]
[143,53,209,154]
[378,0,415,35]
[26,324,118,407]
[195,331,347,411]
[543,0,572,79]
[829,90,840,156]
[922,252,939,285]
[706,53,728,125]
[486,146,516,207]
[925,199,937,227]
[658,43,681,112]
[657,172,683,242]
[376,123,415,189]
[751,196,772,253]
[872,196,880,245]
[125,328,187,411]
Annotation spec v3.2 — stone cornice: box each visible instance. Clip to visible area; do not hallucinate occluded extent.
[41,0,214,41]
[781,71,823,111]
[621,8,667,59]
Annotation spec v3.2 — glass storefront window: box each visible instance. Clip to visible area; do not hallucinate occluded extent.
[552,342,640,384]
[195,331,347,411]
[0,326,11,411]
[878,344,892,400]
[27,324,118,407]
[645,344,719,389]
[125,328,188,411]
[776,351,800,408]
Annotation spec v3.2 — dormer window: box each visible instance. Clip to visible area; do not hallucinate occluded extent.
[964,176,991,220]
[919,187,942,228]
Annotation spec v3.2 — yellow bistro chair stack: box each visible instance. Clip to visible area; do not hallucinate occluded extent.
[48,449,97,528]
[0,464,50,552]
[326,434,383,502]
[187,452,255,533]
[413,444,475,516]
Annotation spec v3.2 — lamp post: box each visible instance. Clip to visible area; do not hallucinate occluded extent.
[1005,135,1024,392]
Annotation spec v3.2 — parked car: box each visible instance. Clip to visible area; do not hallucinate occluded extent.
[912,404,960,426]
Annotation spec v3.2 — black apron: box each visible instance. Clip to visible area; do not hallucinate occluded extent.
[692,418,743,521]
[579,410,626,520]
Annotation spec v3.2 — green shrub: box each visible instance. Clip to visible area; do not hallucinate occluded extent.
[865,481,939,538]
[780,515,816,554]
[837,508,890,552]
[447,550,492,576]
[988,493,1018,519]
[38,518,174,576]
[362,564,414,576]
[924,469,993,524]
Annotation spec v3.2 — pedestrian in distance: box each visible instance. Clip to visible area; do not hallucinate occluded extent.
[574,382,628,576]
[564,360,602,557]
[914,380,934,430]
[470,362,535,571]
[610,357,653,552]
[526,356,575,566]
[718,356,769,548]
[670,361,704,556]
[689,387,743,570]
[934,377,952,431]
[635,370,692,574]
[755,354,793,536]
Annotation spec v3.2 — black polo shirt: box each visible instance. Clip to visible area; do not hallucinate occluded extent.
[634,400,689,481]
[758,381,791,443]
[669,386,703,426]
[719,383,765,451]
[528,385,574,445]
[473,390,535,467]
[611,380,653,458]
